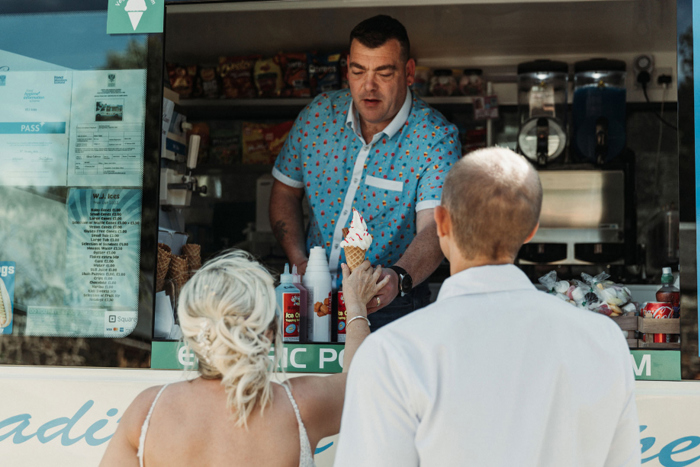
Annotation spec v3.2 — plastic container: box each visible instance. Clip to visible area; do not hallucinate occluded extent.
[302,247,332,342]
[292,265,308,343]
[572,58,627,164]
[429,69,457,97]
[275,264,300,343]
[517,60,568,124]
[412,66,430,97]
[516,60,568,165]
[459,68,483,96]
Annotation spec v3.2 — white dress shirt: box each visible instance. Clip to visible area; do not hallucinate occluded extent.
[336,264,640,467]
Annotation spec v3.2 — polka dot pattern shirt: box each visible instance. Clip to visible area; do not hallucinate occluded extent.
[273,89,461,275]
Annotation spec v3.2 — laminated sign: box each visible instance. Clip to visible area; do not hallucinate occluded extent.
[0,262,15,335]
[107,0,164,34]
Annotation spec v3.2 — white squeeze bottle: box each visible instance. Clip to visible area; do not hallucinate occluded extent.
[292,265,309,343]
[303,247,332,343]
[275,264,300,343]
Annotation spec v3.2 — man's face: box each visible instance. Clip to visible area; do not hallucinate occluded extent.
[348,39,415,128]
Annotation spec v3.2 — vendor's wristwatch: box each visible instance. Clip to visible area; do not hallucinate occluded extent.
[389,265,413,297]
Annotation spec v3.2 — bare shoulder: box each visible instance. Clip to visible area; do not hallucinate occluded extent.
[99,385,165,467]
[120,385,167,446]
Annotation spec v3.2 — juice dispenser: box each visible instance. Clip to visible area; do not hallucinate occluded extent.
[572,59,627,164]
[516,60,568,166]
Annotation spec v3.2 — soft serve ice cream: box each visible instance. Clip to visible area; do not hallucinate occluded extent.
[0,278,12,328]
[341,208,373,271]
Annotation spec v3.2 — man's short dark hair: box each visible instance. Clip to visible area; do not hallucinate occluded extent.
[349,15,410,63]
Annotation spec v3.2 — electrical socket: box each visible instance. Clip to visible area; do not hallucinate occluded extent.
[634,67,673,88]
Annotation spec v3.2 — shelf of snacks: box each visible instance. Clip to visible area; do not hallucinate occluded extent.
[177,95,475,108]
[539,270,683,350]
[179,98,314,107]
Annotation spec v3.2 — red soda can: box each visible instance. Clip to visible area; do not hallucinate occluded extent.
[641,301,674,343]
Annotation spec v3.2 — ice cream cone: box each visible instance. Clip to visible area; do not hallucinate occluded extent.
[156,243,172,293]
[182,243,201,279]
[167,254,189,290]
[344,245,367,272]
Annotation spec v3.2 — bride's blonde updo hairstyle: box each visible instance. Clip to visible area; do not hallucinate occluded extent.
[177,249,282,427]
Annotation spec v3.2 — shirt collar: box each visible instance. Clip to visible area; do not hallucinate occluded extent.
[345,88,412,141]
[437,264,536,302]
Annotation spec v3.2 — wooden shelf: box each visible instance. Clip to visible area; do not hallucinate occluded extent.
[636,342,681,350]
[637,317,680,334]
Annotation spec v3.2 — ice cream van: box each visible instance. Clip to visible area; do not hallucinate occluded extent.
[1,1,700,465]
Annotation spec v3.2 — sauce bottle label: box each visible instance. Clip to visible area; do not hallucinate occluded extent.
[337,291,346,335]
[283,292,300,341]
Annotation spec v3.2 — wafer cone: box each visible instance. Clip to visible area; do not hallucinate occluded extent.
[156,243,172,293]
[342,228,367,271]
[344,246,367,272]
[182,243,201,279]
[167,254,189,289]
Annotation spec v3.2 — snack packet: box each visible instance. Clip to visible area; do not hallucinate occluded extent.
[263,120,294,157]
[209,121,241,165]
[198,66,221,99]
[537,271,574,304]
[242,122,273,164]
[167,63,196,98]
[309,52,341,95]
[219,55,259,99]
[278,53,311,98]
[254,57,283,98]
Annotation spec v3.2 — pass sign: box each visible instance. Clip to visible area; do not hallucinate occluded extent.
[107,0,164,35]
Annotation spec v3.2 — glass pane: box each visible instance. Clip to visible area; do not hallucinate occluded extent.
[0,4,158,365]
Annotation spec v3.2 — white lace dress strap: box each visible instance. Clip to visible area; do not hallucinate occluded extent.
[137,383,170,467]
[280,382,316,467]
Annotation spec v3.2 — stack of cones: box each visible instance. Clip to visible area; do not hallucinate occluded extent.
[342,228,367,272]
[167,254,189,290]
[156,243,172,293]
[182,244,202,279]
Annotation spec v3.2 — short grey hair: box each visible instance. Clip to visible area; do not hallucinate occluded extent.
[441,147,543,261]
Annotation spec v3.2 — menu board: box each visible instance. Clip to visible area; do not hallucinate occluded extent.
[24,189,141,338]
[63,188,141,310]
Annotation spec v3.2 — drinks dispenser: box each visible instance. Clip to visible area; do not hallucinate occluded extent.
[516,60,568,166]
[572,58,627,164]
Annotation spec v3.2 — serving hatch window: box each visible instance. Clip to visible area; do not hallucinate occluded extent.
[0,4,159,367]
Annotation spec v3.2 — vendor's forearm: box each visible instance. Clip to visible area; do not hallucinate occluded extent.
[269,181,307,264]
[394,221,444,285]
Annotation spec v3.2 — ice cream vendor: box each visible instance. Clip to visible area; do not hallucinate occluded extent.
[269,15,461,330]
